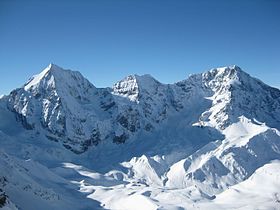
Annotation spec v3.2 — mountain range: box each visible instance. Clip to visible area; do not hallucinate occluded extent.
[0,64,279,210]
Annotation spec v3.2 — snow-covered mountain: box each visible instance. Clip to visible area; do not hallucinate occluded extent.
[0,64,279,210]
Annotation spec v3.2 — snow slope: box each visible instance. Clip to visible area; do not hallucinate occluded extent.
[198,160,280,210]
[0,64,279,209]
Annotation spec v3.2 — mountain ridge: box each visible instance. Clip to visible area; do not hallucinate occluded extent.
[0,64,279,210]
[2,64,280,153]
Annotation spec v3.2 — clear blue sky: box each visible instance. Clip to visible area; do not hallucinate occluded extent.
[0,0,279,94]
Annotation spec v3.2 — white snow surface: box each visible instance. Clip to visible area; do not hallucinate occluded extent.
[0,64,280,209]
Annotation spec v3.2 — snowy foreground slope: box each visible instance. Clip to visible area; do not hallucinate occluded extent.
[0,64,280,210]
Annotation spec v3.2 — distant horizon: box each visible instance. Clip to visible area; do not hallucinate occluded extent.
[1,0,279,94]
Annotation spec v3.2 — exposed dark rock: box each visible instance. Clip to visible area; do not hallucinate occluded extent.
[144,123,154,131]
[0,193,7,208]
[45,135,59,142]
[113,133,128,144]
[91,128,101,146]
[13,111,34,130]
[101,101,116,111]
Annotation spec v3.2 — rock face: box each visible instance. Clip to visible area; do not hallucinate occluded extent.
[2,64,280,153]
[199,66,280,130]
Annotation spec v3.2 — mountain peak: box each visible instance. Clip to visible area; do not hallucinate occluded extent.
[201,65,246,90]
[24,63,63,91]
[231,64,242,70]
[47,63,63,71]
[23,63,92,93]
[115,74,158,84]
[134,74,161,86]
[206,65,243,75]
[112,74,161,102]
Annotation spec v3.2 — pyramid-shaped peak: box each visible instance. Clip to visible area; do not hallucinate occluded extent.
[23,63,93,92]
[46,63,80,76]
[231,64,242,70]
[48,63,63,71]
[23,64,55,90]
[38,63,64,76]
